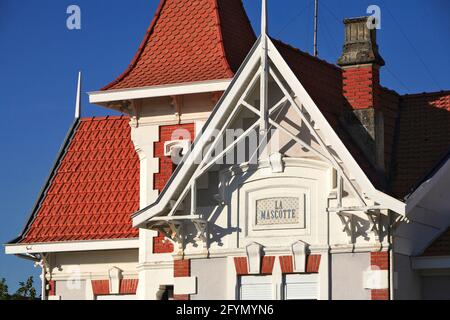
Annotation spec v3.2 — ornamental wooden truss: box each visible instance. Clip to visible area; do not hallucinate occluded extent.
[138,1,405,247]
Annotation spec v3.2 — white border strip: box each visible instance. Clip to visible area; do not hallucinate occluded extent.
[412,256,450,270]
[5,239,139,254]
[88,79,232,104]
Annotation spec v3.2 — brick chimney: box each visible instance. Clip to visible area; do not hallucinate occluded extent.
[338,17,385,172]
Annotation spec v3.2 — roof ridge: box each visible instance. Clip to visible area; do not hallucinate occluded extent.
[380,85,400,97]
[271,38,341,72]
[401,90,450,98]
[212,0,235,78]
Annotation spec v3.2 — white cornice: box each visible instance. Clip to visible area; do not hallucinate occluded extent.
[88,79,232,105]
[48,271,139,281]
[5,239,139,254]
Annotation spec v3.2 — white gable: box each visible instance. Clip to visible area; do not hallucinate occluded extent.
[132,35,406,229]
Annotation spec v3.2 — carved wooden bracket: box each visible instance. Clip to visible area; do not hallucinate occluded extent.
[193,219,208,248]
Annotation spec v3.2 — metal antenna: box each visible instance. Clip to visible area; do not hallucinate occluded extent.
[75,71,82,119]
[260,0,269,134]
[314,0,319,57]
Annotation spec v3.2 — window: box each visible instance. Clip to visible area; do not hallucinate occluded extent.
[158,285,174,301]
[283,274,318,300]
[239,276,273,300]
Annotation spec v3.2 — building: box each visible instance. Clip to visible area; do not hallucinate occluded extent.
[5,0,450,300]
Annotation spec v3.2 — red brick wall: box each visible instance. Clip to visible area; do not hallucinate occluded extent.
[261,256,276,275]
[371,251,390,300]
[90,279,139,296]
[91,280,110,296]
[154,124,195,192]
[279,255,321,274]
[120,279,139,295]
[371,251,389,270]
[234,256,276,275]
[343,65,380,110]
[234,255,319,275]
[306,255,321,273]
[153,124,196,254]
[343,65,400,173]
[234,257,249,275]
[153,235,174,254]
[372,289,389,300]
[173,259,191,301]
[279,256,294,274]
[174,259,191,278]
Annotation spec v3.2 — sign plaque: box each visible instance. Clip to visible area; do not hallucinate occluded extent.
[256,197,302,226]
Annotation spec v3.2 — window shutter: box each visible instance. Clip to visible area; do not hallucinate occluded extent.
[240,276,273,300]
[284,274,318,300]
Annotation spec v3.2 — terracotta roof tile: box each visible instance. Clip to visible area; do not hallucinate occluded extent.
[102,0,255,90]
[391,91,450,198]
[20,117,140,243]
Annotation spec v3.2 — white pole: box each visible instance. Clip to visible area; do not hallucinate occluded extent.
[38,256,47,300]
[260,0,269,134]
[75,71,82,119]
[261,0,267,36]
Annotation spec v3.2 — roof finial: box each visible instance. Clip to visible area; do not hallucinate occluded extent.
[261,0,268,37]
[260,0,269,134]
[75,71,82,119]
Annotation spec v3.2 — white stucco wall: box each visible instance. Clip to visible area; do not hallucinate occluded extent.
[48,249,139,300]
[331,252,371,300]
[190,258,229,300]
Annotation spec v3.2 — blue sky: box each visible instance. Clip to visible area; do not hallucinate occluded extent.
[0,0,449,293]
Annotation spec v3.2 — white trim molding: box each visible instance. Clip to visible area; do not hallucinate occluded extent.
[89,79,232,105]
[5,239,139,254]
[412,256,450,270]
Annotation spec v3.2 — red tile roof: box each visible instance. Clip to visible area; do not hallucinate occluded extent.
[102,0,256,90]
[391,91,450,198]
[12,2,450,246]
[273,41,450,196]
[19,117,140,243]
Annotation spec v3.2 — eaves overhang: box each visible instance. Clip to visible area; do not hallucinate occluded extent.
[4,238,139,255]
[88,79,232,106]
